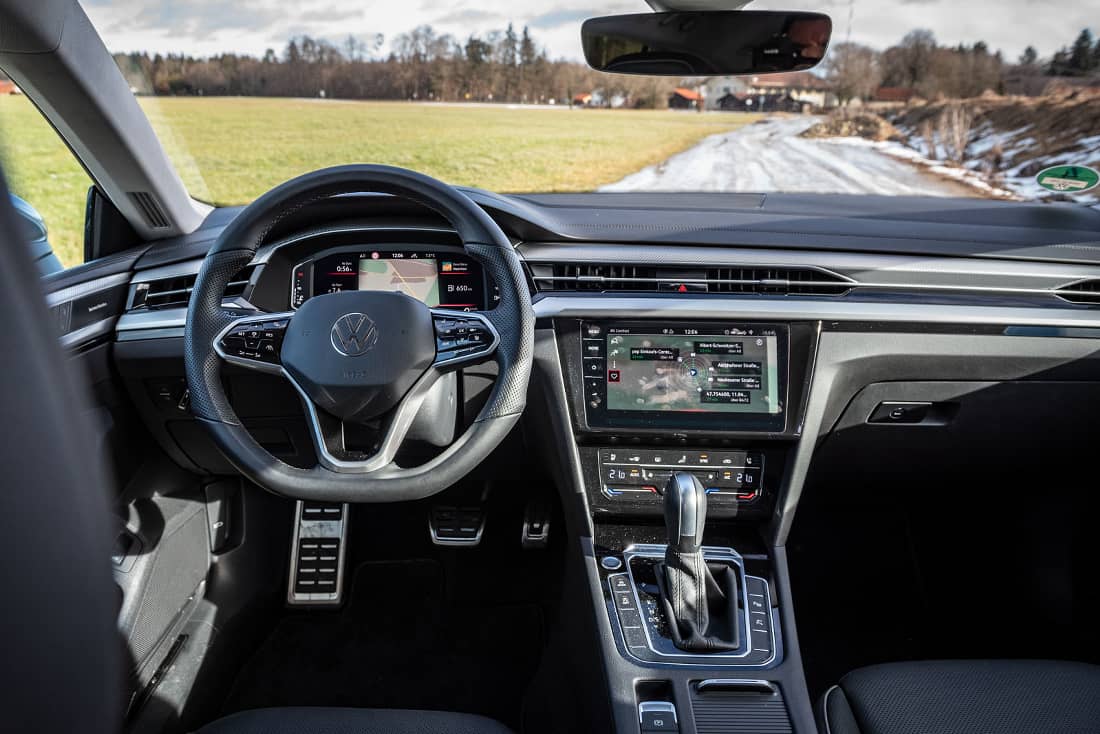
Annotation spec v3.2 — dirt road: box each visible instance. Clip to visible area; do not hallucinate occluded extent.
[601,116,974,196]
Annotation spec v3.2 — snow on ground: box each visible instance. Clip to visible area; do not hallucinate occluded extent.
[601,116,975,196]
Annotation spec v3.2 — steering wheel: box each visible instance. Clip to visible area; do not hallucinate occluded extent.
[184,165,534,502]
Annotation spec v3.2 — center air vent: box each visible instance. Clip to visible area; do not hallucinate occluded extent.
[1055,279,1100,305]
[528,262,853,296]
[131,266,255,310]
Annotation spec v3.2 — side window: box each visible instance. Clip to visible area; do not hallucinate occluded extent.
[0,79,93,273]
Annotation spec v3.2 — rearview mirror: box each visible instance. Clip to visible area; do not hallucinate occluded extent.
[582,10,832,76]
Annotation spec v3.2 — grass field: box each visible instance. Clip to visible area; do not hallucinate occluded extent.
[0,96,757,268]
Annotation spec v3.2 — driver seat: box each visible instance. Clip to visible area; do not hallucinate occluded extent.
[0,181,511,734]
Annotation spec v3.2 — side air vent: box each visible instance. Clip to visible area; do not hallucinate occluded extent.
[131,266,255,310]
[127,191,171,229]
[528,262,853,296]
[1055,279,1100,305]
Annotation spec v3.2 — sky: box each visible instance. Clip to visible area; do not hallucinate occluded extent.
[83,0,1099,64]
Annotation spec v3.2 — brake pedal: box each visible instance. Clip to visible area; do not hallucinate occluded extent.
[521,499,550,549]
[287,501,348,606]
[429,505,485,546]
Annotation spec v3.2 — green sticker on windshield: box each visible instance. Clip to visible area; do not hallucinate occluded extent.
[1036,165,1099,193]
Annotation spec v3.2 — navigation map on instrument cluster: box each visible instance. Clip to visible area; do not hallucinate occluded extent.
[358,257,440,306]
[605,333,779,414]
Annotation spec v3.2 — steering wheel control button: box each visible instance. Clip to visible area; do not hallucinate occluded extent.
[432,311,499,367]
[217,314,291,369]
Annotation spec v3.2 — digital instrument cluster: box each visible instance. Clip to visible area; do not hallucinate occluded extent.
[291,248,497,311]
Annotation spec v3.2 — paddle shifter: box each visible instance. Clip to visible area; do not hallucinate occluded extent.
[656,472,741,652]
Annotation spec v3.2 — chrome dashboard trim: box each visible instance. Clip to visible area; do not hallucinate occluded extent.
[45,272,132,307]
[532,295,1100,329]
[117,295,1100,340]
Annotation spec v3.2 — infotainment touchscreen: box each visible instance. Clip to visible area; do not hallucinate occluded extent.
[581,322,789,432]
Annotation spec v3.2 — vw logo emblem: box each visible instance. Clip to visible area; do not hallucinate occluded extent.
[330,313,379,356]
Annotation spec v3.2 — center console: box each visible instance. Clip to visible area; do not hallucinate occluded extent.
[550,316,821,733]
[560,319,817,519]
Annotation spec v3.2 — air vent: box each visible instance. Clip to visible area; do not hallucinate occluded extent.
[132,266,255,310]
[530,263,658,292]
[127,191,171,229]
[528,262,853,296]
[1055,280,1100,305]
[707,267,853,296]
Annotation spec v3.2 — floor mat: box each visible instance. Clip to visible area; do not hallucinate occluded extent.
[220,559,544,727]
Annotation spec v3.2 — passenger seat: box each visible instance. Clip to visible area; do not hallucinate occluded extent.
[819,660,1100,734]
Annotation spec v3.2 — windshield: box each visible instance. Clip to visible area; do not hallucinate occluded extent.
[2,0,1099,263]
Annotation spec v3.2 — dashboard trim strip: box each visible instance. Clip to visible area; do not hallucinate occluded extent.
[532,295,1100,329]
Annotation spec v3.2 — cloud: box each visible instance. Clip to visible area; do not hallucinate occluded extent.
[432,9,504,26]
[528,10,603,30]
[83,0,1097,63]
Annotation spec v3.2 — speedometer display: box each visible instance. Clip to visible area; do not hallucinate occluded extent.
[292,249,494,310]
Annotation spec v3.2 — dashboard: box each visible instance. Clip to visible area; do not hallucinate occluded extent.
[109,191,1100,528]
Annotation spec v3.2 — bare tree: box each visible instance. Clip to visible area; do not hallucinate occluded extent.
[938,104,974,164]
[824,42,882,105]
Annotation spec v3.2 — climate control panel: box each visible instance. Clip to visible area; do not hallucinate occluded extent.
[597,448,763,503]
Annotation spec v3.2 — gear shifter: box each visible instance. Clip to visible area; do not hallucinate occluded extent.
[656,471,741,652]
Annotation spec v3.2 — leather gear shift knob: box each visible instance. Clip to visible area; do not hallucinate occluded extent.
[664,471,707,553]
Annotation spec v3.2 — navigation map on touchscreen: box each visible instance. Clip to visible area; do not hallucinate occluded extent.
[605,330,780,414]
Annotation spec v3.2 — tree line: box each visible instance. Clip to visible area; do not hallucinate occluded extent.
[113,24,676,107]
[825,27,1100,106]
[110,22,1100,108]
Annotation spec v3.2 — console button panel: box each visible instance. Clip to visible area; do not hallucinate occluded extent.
[598,448,763,503]
[604,545,779,668]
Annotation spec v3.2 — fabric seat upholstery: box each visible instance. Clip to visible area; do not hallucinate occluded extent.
[198,707,514,734]
[820,660,1100,734]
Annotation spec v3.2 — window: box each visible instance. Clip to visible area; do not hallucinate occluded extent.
[0,82,93,270]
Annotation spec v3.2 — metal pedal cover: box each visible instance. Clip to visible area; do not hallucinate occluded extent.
[429,505,485,546]
[521,499,550,549]
[287,501,348,606]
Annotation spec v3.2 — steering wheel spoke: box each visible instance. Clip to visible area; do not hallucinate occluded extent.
[431,308,500,370]
[214,311,294,374]
[290,367,445,475]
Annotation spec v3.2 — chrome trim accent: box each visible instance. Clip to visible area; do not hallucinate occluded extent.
[212,311,294,375]
[695,678,779,694]
[213,311,441,474]
[822,685,840,734]
[534,295,1100,328]
[531,267,855,291]
[519,242,1100,297]
[618,543,778,667]
[637,701,677,724]
[290,369,441,474]
[286,500,349,606]
[116,326,184,341]
[130,259,204,285]
[45,272,131,307]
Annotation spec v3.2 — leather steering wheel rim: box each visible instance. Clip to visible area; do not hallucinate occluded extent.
[184,164,534,502]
